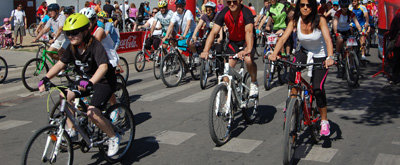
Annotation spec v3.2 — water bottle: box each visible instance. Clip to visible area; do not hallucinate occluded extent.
[304,90,311,112]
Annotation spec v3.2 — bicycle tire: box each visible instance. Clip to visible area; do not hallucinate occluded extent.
[35,46,45,60]
[115,76,130,108]
[344,51,359,87]
[199,59,208,89]
[22,58,49,91]
[242,72,258,124]
[100,104,135,163]
[209,83,233,146]
[264,54,275,90]
[282,98,299,165]
[153,49,163,79]
[309,100,321,143]
[118,57,129,82]
[134,51,146,72]
[160,53,184,87]
[189,55,201,80]
[28,23,38,37]
[0,56,8,83]
[278,61,288,85]
[22,125,73,165]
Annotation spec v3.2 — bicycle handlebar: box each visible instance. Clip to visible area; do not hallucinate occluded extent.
[277,59,324,67]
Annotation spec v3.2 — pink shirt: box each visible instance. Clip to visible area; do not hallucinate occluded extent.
[217,4,224,12]
[3,24,11,34]
[129,8,137,18]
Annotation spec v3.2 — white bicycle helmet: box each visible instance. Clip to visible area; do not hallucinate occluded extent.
[205,2,216,9]
[79,7,96,19]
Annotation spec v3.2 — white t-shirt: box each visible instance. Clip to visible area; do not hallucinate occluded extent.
[147,17,162,36]
[120,4,130,19]
[171,10,196,34]
[45,14,66,42]
[10,9,26,26]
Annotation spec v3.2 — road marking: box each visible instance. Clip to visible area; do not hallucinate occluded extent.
[275,101,286,109]
[0,120,32,130]
[295,145,338,163]
[0,102,17,107]
[374,153,400,165]
[392,141,400,145]
[139,81,199,101]
[153,130,196,145]
[213,138,263,154]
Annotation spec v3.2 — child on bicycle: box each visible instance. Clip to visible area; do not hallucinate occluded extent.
[38,13,120,157]
[0,18,13,49]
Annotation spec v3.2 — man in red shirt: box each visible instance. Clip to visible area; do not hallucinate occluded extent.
[36,1,47,23]
[89,0,97,9]
[201,0,259,97]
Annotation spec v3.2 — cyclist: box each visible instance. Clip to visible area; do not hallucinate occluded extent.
[138,7,162,54]
[150,0,174,49]
[97,11,120,50]
[192,2,224,56]
[349,0,369,60]
[366,0,377,46]
[269,0,334,136]
[38,13,120,157]
[34,3,66,60]
[163,0,197,59]
[333,0,362,78]
[201,0,259,97]
[259,0,290,56]
[256,0,270,33]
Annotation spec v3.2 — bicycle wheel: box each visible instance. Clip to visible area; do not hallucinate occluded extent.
[114,76,130,108]
[35,46,45,60]
[189,56,201,80]
[22,125,73,165]
[22,58,49,91]
[117,57,129,82]
[278,62,288,85]
[209,83,233,146]
[28,23,38,37]
[283,98,299,165]
[100,104,135,163]
[199,59,208,89]
[309,99,321,143]
[263,54,275,90]
[153,49,164,79]
[160,53,184,87]
[344,51,359,87]
[242,72,258,124]
[134,51,146,72]
[0,56,8,83]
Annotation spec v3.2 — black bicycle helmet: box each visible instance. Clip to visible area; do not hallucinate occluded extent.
[48,3,60,11]
[64,6,74,15]
[339,0,351,6]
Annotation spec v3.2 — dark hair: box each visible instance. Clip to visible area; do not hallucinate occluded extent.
[84,1,90,7]
[294,0,320,30]
[41,2,47,6]
[248,3,253,6]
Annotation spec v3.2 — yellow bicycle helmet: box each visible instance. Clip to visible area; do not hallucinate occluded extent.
[158,0,168,8]
[63,13,90,31]
[97,10,108,18]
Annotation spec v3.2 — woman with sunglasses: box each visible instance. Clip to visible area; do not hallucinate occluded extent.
[269,0,335,136]
[333,0,362,77]
[38,13,120,157]
[192,2,224,57]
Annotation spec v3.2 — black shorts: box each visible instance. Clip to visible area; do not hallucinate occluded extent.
[288,47,328,108]
[145,35,161,50]
[76,83,115,109]
[225,39,256,56]
[338,30,351,40]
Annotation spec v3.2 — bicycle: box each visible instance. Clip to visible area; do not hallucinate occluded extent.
[277,59,323,165]
[22,83,135,164]
[337,33,361,87]
[28,23,38,37]
[208,53,258,146]
[116,56,129,82]
[134,28,166,80]
[160,36,201,87]
[22,40,75,91]
[263,32,289,90]
[199,37,224,89]
[0,55,8,83]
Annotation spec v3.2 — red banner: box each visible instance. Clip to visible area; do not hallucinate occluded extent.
[117,31,144,54]
[378,0,400,30]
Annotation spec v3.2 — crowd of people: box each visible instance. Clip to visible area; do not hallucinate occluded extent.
[3,0,400,162]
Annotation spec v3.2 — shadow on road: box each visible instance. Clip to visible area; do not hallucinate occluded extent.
[0,115,5,120]
[255,105,277,124]
[134,112,152,126]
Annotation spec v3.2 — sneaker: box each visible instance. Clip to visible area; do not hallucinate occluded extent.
[10,46,15,50]
[361,55,367,61]
[109,108,121,123]
[107,134,120,157]
[249,82,259,98]
[320,120,330,136]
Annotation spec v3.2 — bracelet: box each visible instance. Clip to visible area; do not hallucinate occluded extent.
[327,56,334,60]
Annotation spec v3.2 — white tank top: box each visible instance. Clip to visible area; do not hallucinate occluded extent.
[297,18,327,58]
[93,27,120,67]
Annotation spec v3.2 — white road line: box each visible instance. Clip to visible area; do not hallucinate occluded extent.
[0,120,32,130]
[213,138,263,154]
[139,81,199,101]
[295,145,338,163]
[392,141,400,145]
[153,130,196,145]
[374,153,400,165]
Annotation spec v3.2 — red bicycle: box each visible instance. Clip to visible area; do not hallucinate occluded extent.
[277,59,323,165]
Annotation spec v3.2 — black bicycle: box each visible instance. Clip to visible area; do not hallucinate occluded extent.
[0,55,8,83]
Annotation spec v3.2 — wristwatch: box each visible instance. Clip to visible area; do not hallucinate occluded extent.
[327,56,334,60]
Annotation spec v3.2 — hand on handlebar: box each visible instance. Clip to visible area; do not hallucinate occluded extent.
[324,58,335,69]
[268,53,280,61]
[200,51,209,60]
[236,50,248,60]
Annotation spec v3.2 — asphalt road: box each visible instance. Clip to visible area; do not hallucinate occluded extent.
[0,47,399,165]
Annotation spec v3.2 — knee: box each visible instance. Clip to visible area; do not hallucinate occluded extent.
[87,106,101,119]
[66,91,76,102]
[313,89,327,108]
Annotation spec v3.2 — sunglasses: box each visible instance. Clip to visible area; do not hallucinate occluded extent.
[300,3,310,8]
[152,11,157,13]
[66,30,81,37]
[227,0,238,5]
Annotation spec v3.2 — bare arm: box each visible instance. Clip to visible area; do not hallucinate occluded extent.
[34,26,50,41]
[164,21,175,40]
[265,16,273,31]
[319,17,333,58]
[364,10,369,27]
[243,23,254,55]
[94,27,106,41]
[201,23,222,53]
[182,19,191,38]
[89,63,108,84]
[353,17,362,32]
[53,26,64,41]
[258,15,267,30]
[149,19,157,35]
[270,20,294,59]
[333,16,338,34]
[192,19,205,41]
[45,61,67,79]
